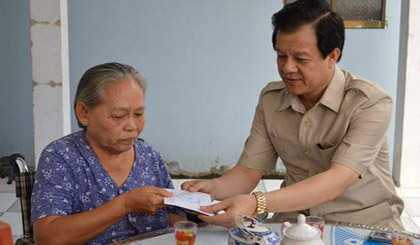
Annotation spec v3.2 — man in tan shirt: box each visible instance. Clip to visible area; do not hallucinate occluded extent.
[183,0,404,229]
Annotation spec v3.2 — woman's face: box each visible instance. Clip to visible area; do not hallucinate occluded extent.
[83,78,145,155]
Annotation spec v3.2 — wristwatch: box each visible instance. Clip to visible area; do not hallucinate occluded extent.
[251,191,268,220]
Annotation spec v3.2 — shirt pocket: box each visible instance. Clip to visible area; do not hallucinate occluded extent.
[316,142,338,163]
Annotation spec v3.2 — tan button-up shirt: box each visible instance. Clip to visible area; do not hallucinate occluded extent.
[238,66,404,229]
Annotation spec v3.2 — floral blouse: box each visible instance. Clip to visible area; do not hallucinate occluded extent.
[31,130,185,244]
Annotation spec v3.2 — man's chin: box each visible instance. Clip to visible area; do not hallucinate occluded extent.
[285,86,303,95]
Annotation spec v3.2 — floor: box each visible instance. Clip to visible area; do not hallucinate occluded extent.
[1,178,420,242]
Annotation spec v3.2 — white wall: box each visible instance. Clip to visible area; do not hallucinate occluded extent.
[0,0,403,174]
[339,0,401,171]
[67,0,402,175]
[68,0,282,174]
[0,0,34,164]
[393,0,420,188]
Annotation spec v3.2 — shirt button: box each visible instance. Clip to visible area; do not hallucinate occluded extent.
[304,150,310,154]
[304,121,311,127]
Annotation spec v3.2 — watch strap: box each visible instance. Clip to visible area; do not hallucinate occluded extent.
[251,191,268,218]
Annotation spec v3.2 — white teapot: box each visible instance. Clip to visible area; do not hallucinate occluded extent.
[281,214,324,245]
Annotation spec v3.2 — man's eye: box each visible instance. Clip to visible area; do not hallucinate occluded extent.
[135,113,143,117]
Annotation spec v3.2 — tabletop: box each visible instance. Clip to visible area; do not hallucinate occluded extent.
[112,221,420,245]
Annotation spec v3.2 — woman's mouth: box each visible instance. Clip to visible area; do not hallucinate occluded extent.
[120,137,137,144]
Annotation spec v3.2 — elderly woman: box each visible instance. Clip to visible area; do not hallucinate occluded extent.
[31,62,186,244]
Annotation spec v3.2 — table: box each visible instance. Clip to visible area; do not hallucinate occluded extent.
[112,221,420,245]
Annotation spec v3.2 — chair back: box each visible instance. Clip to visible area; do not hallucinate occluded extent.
[0,154,35,244]
[15,171,36,237]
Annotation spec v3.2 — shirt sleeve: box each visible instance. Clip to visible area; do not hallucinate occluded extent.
[31,144,76,224]
[332,93,393,175]
[237,88,278,171]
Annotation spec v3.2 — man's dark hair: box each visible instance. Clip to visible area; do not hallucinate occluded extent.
[272,0,345,62]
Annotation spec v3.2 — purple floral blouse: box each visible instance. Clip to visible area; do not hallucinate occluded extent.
[31,130,185,245]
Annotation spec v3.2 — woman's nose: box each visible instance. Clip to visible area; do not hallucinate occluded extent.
[124,116,137,131]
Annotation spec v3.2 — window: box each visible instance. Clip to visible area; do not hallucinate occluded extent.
[282,0,386,29]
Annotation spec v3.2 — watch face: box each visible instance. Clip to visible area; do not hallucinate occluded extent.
[256,212,268,220]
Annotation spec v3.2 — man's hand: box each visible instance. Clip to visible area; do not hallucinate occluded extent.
[181,179,216,200]
[181,166,263,201]
[124,186,173,215]
[197,194,257,228]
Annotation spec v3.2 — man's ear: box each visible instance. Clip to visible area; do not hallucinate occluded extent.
[75,102,90,125]
[327,48,341,68]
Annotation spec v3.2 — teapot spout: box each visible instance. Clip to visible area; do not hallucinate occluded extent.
[280,221,292,240]
[283,221,292,228]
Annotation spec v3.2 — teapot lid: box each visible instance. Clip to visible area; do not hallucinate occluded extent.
[235,214,271,234]
[284,214,319,239]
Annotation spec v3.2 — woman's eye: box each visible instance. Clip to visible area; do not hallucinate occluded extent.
[113,115,125,120]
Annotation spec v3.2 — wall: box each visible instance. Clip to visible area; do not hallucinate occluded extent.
[393,0,420,188]
[0,0,34,165]
[0,0,403,174]
[67,0,402,176]
[68,0,282,175]
[339,0,401,168]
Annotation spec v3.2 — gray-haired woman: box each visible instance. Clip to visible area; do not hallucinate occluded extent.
[31,62,186,245]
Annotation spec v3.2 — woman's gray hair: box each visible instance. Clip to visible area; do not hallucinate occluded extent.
[74,62,148,129]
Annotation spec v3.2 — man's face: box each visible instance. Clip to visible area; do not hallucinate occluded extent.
[84,78,146,155]
[275,24,338,101]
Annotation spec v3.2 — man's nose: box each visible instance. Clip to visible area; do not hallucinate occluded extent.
[281,57,297,73]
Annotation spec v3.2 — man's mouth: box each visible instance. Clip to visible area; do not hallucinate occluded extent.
[284,77,301,84]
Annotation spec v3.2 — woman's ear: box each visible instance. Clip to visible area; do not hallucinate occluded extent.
[75,102,90,126]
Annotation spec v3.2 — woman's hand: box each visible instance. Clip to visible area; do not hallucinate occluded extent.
[197,194,257,228]
[34,186,174,244]
[124,186,173,215]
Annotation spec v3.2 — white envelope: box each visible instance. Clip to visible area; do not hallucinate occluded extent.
[164,189,214,216]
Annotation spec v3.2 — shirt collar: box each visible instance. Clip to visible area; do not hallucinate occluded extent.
[318,65,345,113]
[277,65,345,113]
[277,95,306,113]
[277,90,297,112]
